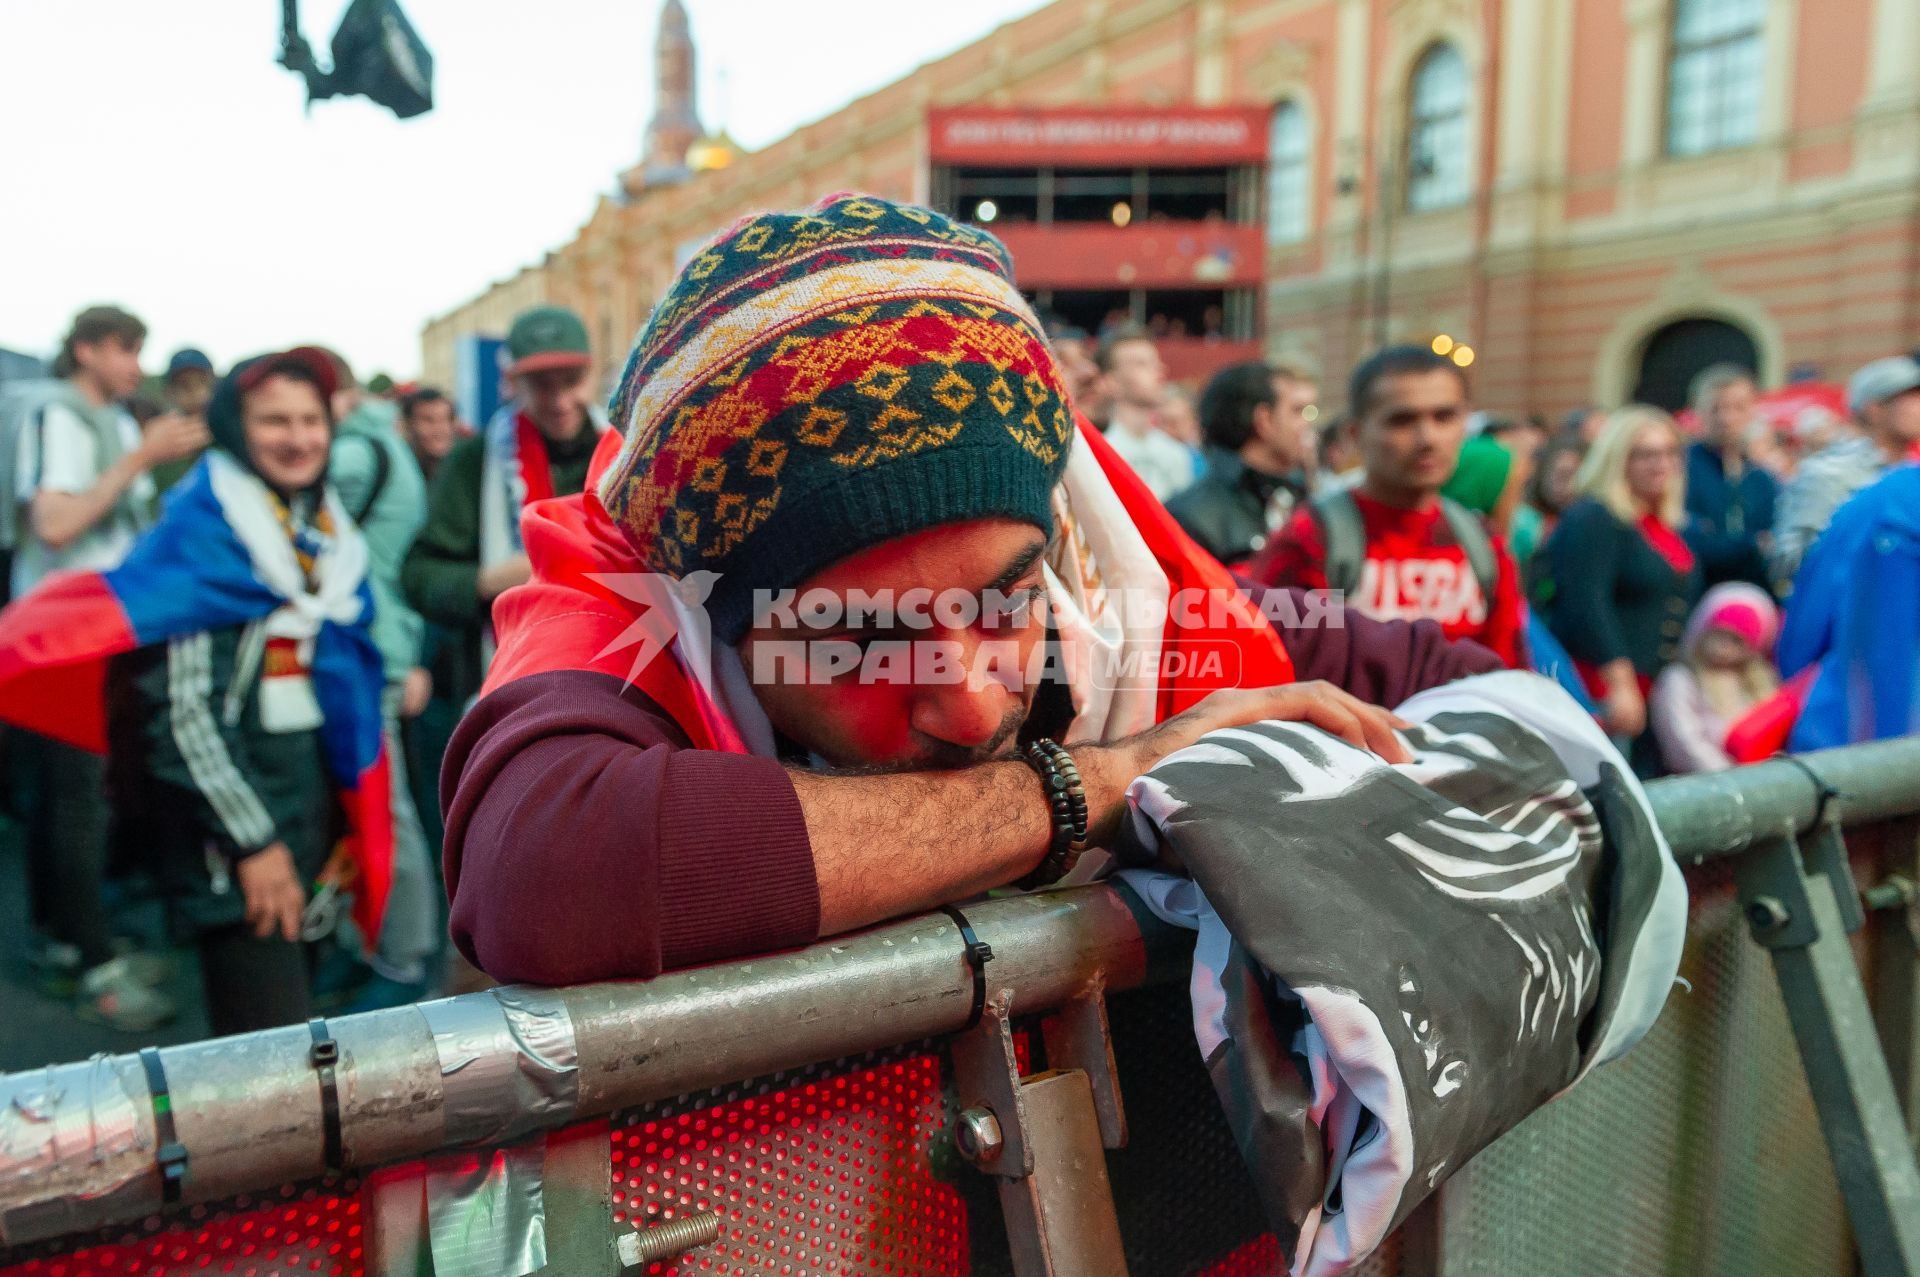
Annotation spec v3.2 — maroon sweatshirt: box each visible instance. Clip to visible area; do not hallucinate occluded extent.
[442,589,1503,986]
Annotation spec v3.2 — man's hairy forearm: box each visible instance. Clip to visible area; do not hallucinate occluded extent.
[794,761,1054,937]
[789,678,1414,942]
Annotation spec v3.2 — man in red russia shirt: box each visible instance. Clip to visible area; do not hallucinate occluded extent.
[1249,345,1528,669]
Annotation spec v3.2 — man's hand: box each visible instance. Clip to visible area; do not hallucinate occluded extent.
[1077,681,1413,847]
[138,413,211,467]
[1599,659,1646,739]
[30,412,210,550]
[477,553,533,601]
[1603,683,1647,739]
[238,842,306,942]
[401,666,433,718]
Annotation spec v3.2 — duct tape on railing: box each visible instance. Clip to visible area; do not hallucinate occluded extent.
[416,986,579,1147]
[413,987,579,1277]
[0,1055,151,1246]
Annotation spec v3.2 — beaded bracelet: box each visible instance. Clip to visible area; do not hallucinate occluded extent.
[1019,737,1089,887]
[1029,738,1089,847]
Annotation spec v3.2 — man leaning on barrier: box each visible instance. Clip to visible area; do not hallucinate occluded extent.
[442,195,1501,987]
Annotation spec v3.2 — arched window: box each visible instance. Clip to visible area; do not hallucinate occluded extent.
[1406,43,1470,213]
[1666,0,1766,156]
[1267,99,1312,245]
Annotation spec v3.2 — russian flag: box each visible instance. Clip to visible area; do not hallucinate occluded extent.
[0,452,393,941]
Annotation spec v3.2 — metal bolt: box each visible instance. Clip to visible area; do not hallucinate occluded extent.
[1746,896,1791,933]
[1864,875,1918,912]
[618,1211,721,1270]
[954,1107,1004,1165]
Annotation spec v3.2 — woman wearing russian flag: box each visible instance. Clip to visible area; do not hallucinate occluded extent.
[0,348,392,1037]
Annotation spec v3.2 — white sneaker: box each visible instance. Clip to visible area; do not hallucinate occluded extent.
[77,957,177,1033]
[111,948,175,988]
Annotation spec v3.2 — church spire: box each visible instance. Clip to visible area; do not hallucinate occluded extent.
[640,0,704,187]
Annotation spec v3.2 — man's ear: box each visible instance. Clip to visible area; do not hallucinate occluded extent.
[1250,401,1275,445]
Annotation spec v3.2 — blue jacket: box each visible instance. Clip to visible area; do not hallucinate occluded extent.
[1779,464,1920,750]
[1685,442,1776,587]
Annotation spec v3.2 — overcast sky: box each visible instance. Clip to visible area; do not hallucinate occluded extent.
[0,0,1047,380]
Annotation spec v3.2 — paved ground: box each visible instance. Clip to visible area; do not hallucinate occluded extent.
[0,818,211,1073]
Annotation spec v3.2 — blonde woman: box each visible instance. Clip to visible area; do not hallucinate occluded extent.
[1538,406,1704,773]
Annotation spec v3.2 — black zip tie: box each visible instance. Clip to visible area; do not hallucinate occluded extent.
[308,1018,345,1178]
[138,1047,187,1204]
[1780,754,1845,829]
[940,904,994,1031]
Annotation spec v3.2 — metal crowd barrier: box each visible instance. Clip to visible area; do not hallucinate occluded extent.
[5,737,1920,1276]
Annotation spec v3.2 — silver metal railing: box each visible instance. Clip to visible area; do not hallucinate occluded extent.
[5,735,1920,1271]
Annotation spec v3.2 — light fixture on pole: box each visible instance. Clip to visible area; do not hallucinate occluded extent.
[279,0,434,119]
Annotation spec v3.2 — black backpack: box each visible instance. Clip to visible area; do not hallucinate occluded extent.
[341,433,394,526]
[1310,487,1498,601]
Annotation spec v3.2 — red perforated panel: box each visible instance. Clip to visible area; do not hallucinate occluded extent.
[1189,1227,1406,1276]
[612,1053,969,1276]
[0,1182,364,1277]
[1195,1233,1284,1276]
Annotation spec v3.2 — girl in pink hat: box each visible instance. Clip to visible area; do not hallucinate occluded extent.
[1650,582,1782,773]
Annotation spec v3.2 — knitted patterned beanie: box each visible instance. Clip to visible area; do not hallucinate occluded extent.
[598,193,1075,644]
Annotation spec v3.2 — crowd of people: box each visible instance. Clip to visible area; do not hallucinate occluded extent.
[1094,326,1920,779]
[5,214,1917,1042]
[0,303,598,1033]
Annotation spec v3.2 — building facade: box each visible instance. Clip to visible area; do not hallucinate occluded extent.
[422,0,1920,417]
[928,103,1273,380]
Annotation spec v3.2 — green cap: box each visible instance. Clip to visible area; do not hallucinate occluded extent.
[1441,433,1515,517]
[505,306,591,377]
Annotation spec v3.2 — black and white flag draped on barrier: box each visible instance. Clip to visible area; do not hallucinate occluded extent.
[1119,671,1688,1276]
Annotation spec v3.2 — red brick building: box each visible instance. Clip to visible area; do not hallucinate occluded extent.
[423,0,1920,416]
